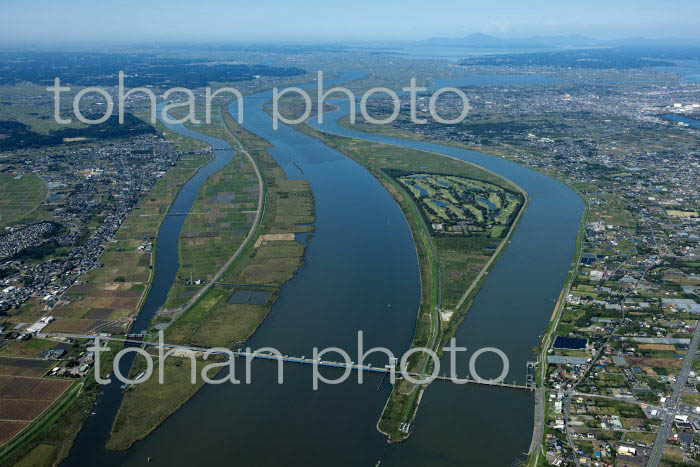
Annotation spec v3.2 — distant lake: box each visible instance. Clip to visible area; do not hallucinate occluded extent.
[378,45,559,61]
[434,73,562,87]
[655,60,700,83]
[662,114,700,129]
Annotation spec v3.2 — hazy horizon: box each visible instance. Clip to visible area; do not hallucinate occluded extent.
[1,0,700,45]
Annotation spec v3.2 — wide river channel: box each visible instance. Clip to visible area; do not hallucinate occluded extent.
[63,73,583,466]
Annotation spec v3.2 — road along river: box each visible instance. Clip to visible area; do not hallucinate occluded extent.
[63,73,582,466]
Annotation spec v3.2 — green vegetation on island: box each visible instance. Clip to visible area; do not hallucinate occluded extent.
[106,106,316,450]
[301,127,526,442]
[163,146,259,309]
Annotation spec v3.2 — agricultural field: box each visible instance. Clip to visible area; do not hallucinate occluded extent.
[216,118,314,289]
[0,357,52,378]
[0,171,47,230]
[0,339,56,359]
[0,103,215,463]
[0,375,73,447]
[666,209,699,218]
[106,109,314,450]
[0,421,28,448]
[165,150,259,308]
[0,337,76,451]
[222,229,307,286]
[625,357,683,373]
[113,150,213,241]
[165,285,271,348]
[0,338,121,466]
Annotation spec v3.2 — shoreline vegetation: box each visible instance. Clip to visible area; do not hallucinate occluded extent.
[298,121,528,443]
[3,86,579,463]
[105,104,316,450]
[308,114,589,457]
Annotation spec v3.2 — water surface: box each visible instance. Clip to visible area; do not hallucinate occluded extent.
[63,72,582,466]
[662,114,700,129]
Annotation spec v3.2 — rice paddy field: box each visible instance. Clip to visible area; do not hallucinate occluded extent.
[166,285,270,349]
[0,369,73,448]
[164,144,315,342]
[164,150,259,308]
[105,109,316,450]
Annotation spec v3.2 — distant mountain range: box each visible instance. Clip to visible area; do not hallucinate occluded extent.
[419,33,699,49]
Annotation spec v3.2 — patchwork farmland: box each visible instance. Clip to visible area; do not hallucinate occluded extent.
[0,361,73,447]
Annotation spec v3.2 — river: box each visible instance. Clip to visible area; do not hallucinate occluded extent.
[63,73,583,466]
[661,114,700,129]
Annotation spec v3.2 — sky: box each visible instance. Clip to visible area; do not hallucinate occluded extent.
[1,0,700,44]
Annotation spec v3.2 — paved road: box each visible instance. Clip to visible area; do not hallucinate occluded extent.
[563,389,580,466]
[528,387,545,456]
[647,322,700,466]
[39,332,534,391]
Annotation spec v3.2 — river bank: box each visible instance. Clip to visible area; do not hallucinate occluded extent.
[58,107,237,466]
[300,127,530,441]
[60,71,582,467]
[100,104,320,451]
[307,91,583,464]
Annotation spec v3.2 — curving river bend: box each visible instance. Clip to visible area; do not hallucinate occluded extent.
[63,73,583,466]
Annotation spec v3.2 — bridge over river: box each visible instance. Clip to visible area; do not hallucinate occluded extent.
[45,332,534,391]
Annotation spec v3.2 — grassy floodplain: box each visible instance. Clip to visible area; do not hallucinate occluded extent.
[300,124,526,442]
[106,106,316,450]
[162,146,259,309]
[0,171,48,230]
